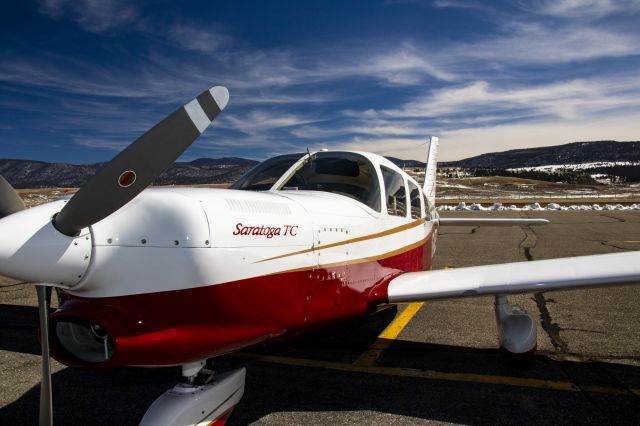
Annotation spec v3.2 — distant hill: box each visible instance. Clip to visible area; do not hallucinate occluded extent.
[385,157,425,168]
[4,141,639,188]
[440,141,640,168]
[0,157,259,188]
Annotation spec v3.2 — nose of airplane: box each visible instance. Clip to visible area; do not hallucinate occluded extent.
[0,201,92,286]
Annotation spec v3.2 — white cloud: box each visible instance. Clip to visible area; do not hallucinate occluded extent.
[333,136,430,158]
[437,112,640,161]
[375,76,640,121]
[234,92,335,105]
[213,43,456,91]
[168,22,233,53]
[221,110,320,135]
[73,137,130,151]
[353,43,456,83]
[39,0,139,33]
[323,73,640,161]
[446,22,639,67]
[290,125,345,139]
[431,0,492,11]
[12,2,640,163]
[533,0,640,19]
[332,111,640,162]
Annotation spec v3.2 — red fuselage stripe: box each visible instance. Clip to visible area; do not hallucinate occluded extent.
[51,233,435,368]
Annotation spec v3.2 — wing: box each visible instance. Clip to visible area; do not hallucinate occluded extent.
[388,251,640,302]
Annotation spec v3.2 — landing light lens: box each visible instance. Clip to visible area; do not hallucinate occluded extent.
[55,319,114,363]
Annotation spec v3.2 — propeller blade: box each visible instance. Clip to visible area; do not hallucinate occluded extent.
[53,86,229,236]
[36,285,53,426]
[0,175,26,218]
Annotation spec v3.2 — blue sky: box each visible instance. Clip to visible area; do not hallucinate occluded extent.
[1,0,639,164]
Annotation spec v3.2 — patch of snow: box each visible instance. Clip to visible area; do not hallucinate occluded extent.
[508,161,640,172]
[437,202,640,212]
[439,183,472,189]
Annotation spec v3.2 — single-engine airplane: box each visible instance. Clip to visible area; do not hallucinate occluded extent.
[1,86,639,425]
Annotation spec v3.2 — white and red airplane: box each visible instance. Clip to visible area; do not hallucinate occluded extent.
[1,86,639,426]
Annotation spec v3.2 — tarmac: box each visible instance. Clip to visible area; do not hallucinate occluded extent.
[1,210,639,425]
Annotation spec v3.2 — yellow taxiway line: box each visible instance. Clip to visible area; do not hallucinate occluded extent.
[234,352,640,397]
[355,302,424,367]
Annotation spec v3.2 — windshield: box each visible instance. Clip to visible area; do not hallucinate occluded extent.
[230,153,303,191]
[279,152,381,212]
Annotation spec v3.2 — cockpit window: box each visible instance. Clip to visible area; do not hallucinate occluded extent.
[280,152,381,212]
[230,153,303,191]
[381,166,407,217]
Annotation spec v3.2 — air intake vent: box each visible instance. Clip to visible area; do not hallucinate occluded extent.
[225,199,292,215]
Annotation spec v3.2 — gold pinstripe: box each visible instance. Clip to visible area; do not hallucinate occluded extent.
[257,218,426,263]
[263,237,429,277]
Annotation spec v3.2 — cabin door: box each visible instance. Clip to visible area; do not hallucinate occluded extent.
[305,226,350,325]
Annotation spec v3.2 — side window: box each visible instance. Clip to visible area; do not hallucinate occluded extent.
[408,182,421,219]
[423,193,432,221]
[381,166,407,217]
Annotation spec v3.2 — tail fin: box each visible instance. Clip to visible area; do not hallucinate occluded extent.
[422,136,438,207]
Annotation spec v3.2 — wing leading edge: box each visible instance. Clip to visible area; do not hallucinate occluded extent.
[388,251,640,303]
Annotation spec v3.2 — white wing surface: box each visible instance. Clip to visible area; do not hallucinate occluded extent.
[388,251,640,302]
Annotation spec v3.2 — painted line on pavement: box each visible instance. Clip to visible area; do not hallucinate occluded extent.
[356,302,423,367]
[233,352,640,397]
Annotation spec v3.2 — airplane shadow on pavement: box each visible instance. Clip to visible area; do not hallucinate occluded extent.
[1,304,640,425]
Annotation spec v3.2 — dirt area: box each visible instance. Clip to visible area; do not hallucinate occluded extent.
[14,184,229,208]
[15,188,77,208]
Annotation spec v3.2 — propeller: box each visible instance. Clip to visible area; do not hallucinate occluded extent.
[0,176,52,425]
[0,176,26,218]
[53,86,229,236]
[36,286,53,426]
[0,85,229,425]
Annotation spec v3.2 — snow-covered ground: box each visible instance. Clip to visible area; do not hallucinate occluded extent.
[437,192,639,199]
[507,161,639,172]
[437,202,640,212]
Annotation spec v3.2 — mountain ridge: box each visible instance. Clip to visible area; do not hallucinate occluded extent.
[0,157,259,188]
[440,140,640,168]
[3,141,639,188]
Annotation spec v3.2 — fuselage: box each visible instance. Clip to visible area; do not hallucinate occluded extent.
[32,153,438,367]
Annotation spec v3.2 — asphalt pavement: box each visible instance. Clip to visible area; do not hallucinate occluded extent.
[1,210,639,425]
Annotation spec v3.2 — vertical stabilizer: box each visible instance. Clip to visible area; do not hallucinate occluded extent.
[423,136,439,206]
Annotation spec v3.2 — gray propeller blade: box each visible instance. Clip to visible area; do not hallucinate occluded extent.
[53,86,229,236]
[37,285,53,426]
[0,177,50,423]
[0,175,26,218]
